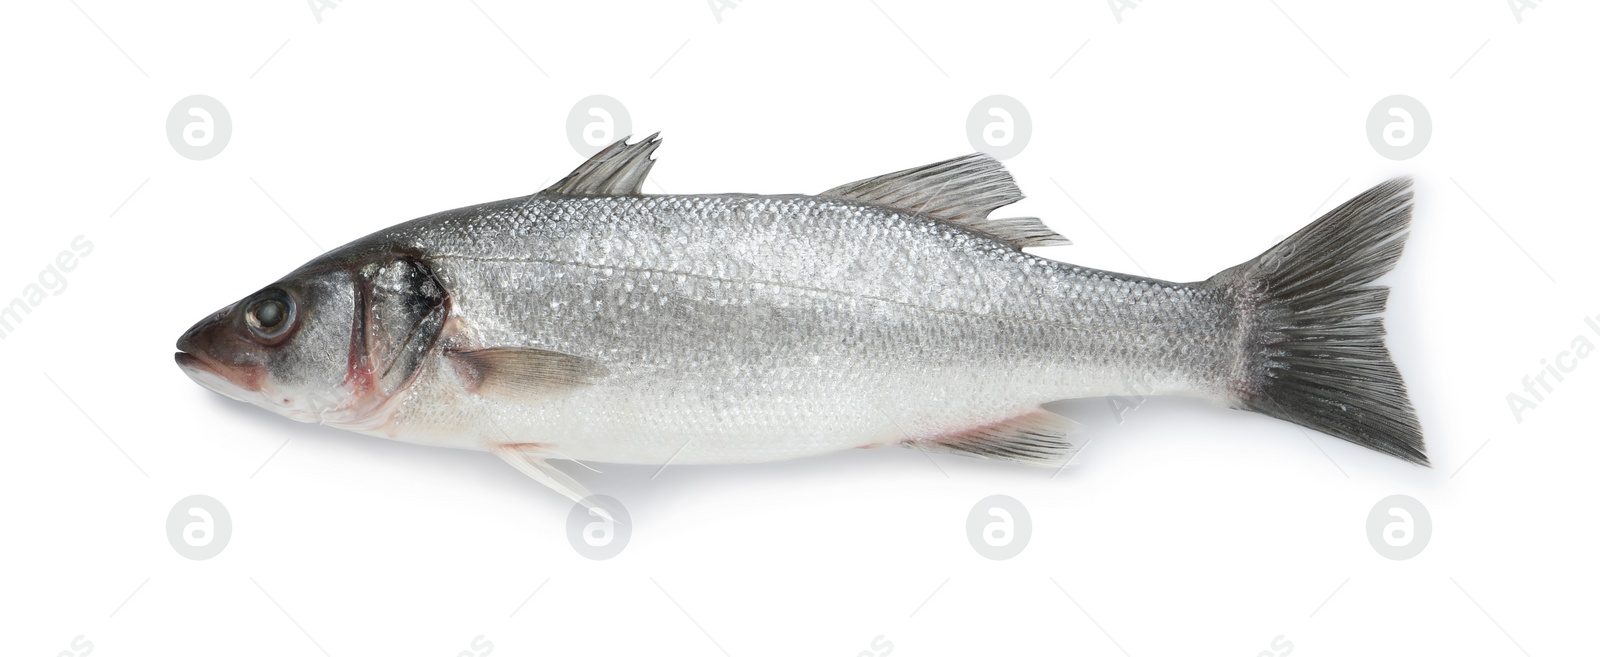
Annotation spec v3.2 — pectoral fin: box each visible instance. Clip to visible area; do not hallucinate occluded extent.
[493,443,615,522]
[447,347,605,398]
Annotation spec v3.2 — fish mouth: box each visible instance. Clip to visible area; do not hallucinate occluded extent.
[174,333,222,379]
[174,350,205,371]
[175,348,246,402]
[175,332,265,402]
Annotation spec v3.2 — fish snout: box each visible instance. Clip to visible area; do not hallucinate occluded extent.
[175,304,266,393]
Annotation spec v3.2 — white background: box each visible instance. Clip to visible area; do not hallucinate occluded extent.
[1,1,1594,655]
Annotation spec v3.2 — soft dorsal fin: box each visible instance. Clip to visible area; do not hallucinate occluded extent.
[541,134,661,196]
[822,153,1070,250]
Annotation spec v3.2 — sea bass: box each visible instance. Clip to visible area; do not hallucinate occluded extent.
[176,135,1425,508]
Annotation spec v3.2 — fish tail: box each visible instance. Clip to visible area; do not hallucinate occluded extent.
[1206,178,1426,466]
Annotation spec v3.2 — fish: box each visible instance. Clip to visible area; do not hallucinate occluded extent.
[176,134,1425,511]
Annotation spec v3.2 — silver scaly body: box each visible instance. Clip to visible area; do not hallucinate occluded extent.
[375,192,1235,463]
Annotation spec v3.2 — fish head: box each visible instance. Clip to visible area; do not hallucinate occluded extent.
[175,253,450,431]
[175,267,363,424]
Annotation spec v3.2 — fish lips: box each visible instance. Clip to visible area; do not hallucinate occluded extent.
[175,305,267,399]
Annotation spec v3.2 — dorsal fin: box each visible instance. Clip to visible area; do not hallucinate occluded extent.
[541,133,661,196]
[971,217,1074,249]
[822,153,1070,250]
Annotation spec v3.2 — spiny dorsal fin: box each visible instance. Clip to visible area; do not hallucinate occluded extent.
[822,153,1070,250]
[541,133,661,196]
[909,409,1082,467]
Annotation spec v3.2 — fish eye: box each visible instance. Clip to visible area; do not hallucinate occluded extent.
[244,291,296,341]
[254,300,285,328]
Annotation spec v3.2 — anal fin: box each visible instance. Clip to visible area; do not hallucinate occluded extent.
[911,409,1082,467]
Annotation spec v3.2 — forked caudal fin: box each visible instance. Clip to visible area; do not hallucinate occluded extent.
[1209,178,1426,466]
